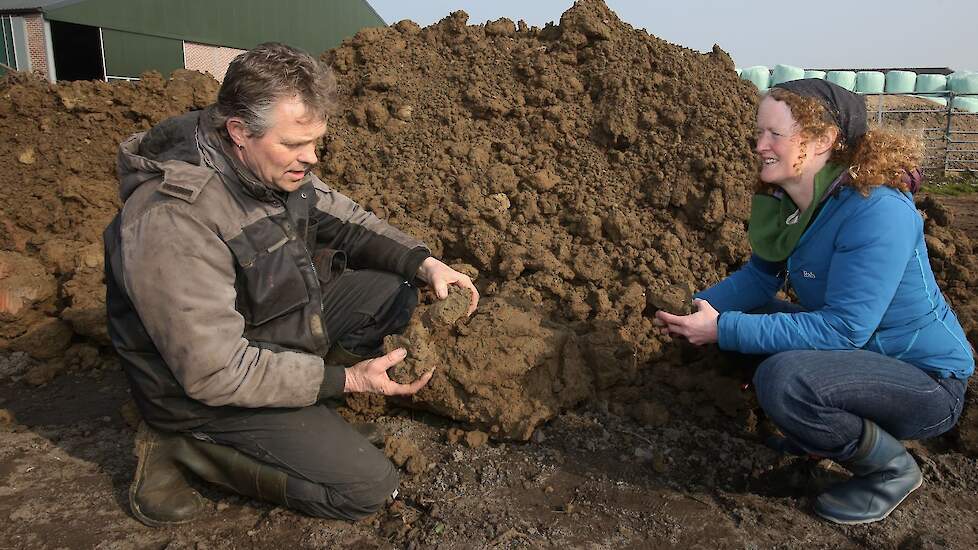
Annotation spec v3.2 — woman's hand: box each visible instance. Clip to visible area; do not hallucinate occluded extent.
[343,348,432,395]
[654,299,719,346]
[416,256,479,316]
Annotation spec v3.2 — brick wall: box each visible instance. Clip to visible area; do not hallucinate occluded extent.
[22,13,48,77]
[183,41,244,82]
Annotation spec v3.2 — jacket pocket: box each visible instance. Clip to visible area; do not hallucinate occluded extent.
[227,225,310,326]
[867,328,921,359]
[312,248,347,287]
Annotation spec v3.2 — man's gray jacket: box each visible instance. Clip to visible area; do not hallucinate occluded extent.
[104,106,430,431]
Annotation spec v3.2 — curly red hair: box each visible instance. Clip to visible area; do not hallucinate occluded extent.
[755,88,922,195]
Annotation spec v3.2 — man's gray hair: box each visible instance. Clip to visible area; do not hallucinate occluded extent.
[214,42,336,137]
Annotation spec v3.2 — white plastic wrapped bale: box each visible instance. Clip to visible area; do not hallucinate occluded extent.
[803,70,826,79]
[884,70,916,93]
[915,73,948,93]
[952,96,978,113]
[771,64,804,85]
[949,72,978,94]
[915,74,949,104]
[826,70,856,91]
[855,71,885,94]
[740,65,770,90]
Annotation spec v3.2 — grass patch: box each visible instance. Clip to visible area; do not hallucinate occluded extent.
[923,173,978,196]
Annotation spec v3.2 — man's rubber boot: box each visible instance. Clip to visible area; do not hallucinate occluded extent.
[178,437,290,508]
[129,423,205,527]
[813,419,923,524]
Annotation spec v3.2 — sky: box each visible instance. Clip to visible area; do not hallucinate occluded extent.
[367,1,976,72]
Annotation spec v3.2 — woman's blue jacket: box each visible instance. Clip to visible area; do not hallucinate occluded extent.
[696,185,974,379]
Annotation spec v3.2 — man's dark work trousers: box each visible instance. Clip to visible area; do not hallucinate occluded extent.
[194,269,418,520]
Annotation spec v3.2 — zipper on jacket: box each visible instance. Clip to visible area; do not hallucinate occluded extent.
[282,189,331,354]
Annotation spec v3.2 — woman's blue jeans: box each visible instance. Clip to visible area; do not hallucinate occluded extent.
[746,301,967,461]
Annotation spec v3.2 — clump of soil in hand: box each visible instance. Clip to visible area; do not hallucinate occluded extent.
[385,286,473,383]
[381,289,590,440]
[648,284,693,315]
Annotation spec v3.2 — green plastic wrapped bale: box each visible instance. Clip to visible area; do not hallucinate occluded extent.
[826,71,856,91]
[915,73,947,93]
[884,70,916,93]
[771,64,804,85]
[804,70,826,80]
[855,71,885,94]
[949,72,978,94]
[740,65,770,90]
[952,96,978,113]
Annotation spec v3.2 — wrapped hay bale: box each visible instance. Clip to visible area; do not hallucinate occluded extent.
[826,70,856,90]
[739,65,770,90]
[915,74,949,104]
[855,70,885,94]
[949,71,978,94]
[770,64,804,85]
[884,70,917,94]
[915,73,948,93]
[952,96,978,113]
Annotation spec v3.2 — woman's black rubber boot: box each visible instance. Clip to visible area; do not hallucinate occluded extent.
[814,419,923,524]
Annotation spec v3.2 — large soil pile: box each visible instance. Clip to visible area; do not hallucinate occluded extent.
[2,0,978,444]
[0,70,218,383]
[321,1,765,435]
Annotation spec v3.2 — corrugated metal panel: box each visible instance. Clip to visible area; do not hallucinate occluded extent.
[44,0,384,55]
[101,27,182,78]
[0,1,83,12]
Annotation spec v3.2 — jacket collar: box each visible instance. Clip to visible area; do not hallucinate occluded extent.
[116,110,214,203]
[197,106,289,203]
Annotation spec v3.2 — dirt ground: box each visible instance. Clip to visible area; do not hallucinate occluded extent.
[4,280,978,549]
[4,1,978,548]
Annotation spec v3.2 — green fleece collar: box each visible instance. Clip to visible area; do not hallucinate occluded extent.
[748,163,846,262]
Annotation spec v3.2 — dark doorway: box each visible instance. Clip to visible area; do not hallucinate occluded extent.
[50,20,103,81]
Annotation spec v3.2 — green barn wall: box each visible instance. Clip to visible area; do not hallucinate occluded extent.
[44,0,385,56]
[101,28,183,78]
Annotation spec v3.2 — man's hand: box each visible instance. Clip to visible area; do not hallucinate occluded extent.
[416,257,479,316]
[343,348,432,396]
[654,299,719,346]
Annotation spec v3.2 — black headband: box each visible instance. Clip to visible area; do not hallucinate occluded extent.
[772,78,867,146]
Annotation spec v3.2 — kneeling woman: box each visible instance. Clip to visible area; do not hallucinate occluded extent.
[656,79,973,524]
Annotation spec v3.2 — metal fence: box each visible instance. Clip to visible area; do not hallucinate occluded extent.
[868,92,978,176]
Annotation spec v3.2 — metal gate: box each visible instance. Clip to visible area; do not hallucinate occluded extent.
[868,92,978,176]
